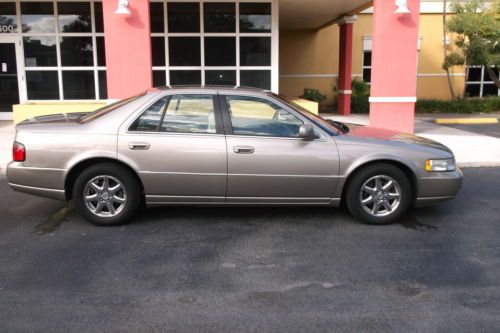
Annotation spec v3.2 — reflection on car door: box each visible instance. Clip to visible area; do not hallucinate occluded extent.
[221,95,340,204]
[118,93,227,203]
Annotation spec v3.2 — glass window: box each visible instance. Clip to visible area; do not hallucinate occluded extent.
[21,2,55,33]
[167,3,200,33]
[240,37,271,66]
[151,37,166,67]
[94,1,104,33]
[363,68,371,83]
[153,70,166,87]
[363,51,372,67]
[150,2,165,33]
[468,67,482,82]
[26,71,59,100]
[0,2,17,33]
[169,37,201,66]
[483,84,499,97]
[98,70,107,99]
[205,37,236,66]
[96,37,106,66]
[240,70,271,90]
[239,3,271,33]
[129,96,168,132]
[205,70,236,86]
[225,96,303,137]
[204,3,235,33]
[60,37,94,66]
[23,37,57,67]
[58,2,91,33]
[483,68,499,81]
[170,70,201,85]
[62,71,95,99]
[161,95,216,134]
[465,84,480,97]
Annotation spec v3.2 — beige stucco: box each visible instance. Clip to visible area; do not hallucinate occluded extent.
[13,103,106,124]
[279,13,467,104]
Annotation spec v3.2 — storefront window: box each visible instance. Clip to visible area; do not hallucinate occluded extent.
[0,2,17,33]
[150,1,274,91]
[466,66,500,97]
[19,1,106,101]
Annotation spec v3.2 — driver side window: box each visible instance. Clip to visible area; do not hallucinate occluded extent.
[225,96,304,137]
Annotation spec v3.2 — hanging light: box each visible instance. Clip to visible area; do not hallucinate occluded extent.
[115,0,131,15]
[394,0,411,14]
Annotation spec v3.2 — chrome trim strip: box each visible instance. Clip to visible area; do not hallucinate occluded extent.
[10,166,66,172]
[140,171,226,176]
[229,174,340,178]
[146,195,225,200]
[9,183,65,194]
[416,196,455,202]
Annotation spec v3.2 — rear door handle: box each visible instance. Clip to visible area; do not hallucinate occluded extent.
[129,142,150,150]
[233,145,254,154]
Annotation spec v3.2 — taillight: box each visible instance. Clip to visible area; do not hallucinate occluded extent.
[13,141,26,162]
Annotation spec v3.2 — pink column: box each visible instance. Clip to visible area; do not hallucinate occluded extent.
[369,0,420,133]
[337,16,356,116]
[102,0,152,99]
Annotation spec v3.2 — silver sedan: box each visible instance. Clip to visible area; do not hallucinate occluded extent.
[7,87,462,226]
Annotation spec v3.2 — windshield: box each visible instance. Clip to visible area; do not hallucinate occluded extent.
[276,95,345,136]
[78,94,145,123]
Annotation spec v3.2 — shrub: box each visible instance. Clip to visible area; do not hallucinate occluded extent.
[416,97,500,114]
[300,88,327,103]
[332,79,371,114]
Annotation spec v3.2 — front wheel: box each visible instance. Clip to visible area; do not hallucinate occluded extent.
[345,163,412,225]
[73,163,141,226]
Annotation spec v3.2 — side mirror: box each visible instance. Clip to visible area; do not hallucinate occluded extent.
[298,124,315,140]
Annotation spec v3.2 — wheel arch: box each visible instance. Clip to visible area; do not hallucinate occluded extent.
[64,158,144,201]
[340,159,419,204]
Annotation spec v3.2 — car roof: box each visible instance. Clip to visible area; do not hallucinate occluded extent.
[151,85,274,96]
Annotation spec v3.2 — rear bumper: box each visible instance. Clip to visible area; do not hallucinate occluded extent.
[7,162,67,201]
[415,168,463,207]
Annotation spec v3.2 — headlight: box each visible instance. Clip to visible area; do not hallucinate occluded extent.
[426,158,456,172]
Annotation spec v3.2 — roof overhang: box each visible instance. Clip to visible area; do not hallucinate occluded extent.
[279,0,373,30]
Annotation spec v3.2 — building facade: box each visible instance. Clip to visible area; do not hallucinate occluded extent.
[0,0,451,133]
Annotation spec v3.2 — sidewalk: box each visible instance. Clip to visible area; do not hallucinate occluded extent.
[1,114,500,174]
[323,113,500,168]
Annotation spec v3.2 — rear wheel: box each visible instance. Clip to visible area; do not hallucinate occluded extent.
[73,163,141,226]
[345,163,412,225]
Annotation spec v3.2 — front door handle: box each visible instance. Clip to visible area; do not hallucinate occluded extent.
[129,142,150,150]
[233,145,254,154]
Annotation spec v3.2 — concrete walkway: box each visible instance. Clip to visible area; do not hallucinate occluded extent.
[1,114,499,174]
[323,113,500,168]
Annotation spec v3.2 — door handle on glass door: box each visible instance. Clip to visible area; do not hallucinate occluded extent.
[233,146,254,154]
[129,142,150,150]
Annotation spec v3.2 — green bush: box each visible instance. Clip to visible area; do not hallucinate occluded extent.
[416,97,500,114]
[332,79,371,114]
[300,88,326,103]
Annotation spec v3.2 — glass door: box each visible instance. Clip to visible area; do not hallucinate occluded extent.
[0,36,23,119]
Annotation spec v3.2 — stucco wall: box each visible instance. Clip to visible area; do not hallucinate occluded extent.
[279,14,467,104]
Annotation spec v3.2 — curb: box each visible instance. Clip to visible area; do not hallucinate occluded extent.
[435,118,499,125]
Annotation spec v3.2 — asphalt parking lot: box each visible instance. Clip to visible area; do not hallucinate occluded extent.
[1,168,500,332]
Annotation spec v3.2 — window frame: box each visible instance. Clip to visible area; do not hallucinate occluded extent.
[149,0,278,92]
[218,93,326,140]
[127,93,225,135]
[16,0,107,102]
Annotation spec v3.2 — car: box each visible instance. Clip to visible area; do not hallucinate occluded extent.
[7,86,462,226]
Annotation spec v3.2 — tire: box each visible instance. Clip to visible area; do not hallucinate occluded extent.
[345,163,412,225]
[73,163,141,226]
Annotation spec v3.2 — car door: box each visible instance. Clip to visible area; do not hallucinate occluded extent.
[118,92,227,203]
[220,93,340,204]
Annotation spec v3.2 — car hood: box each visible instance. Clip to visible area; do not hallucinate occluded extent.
[345,123,453,155]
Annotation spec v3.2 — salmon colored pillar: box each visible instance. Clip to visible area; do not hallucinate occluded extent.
[369,0,420,133]
[337,16,356,116]
[102,0,152,99]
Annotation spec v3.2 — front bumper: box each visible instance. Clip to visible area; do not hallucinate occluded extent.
[415,168,463,207]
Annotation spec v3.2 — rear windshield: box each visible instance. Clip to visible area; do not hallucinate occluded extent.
[77,94,144,123]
